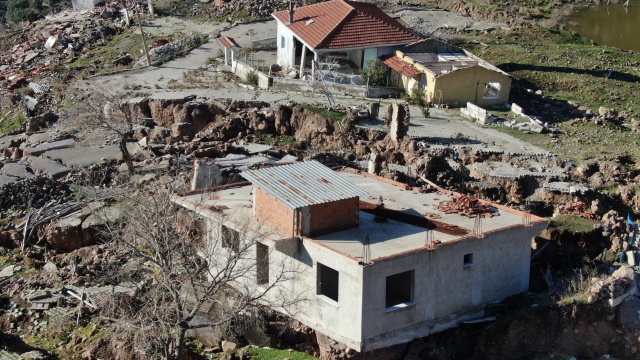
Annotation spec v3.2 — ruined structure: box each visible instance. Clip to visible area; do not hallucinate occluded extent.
[175,161,547,353]
[383,38,511,106]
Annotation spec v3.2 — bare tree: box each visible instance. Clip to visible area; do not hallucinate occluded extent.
[97,180,304,360]
[75,89,138,175]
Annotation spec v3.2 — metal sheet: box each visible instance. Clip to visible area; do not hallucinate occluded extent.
[241,161,367,210]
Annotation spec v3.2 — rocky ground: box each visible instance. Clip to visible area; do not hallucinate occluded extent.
[1,0,640,359]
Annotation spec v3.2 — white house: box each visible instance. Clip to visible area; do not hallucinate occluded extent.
[272,0,421,78]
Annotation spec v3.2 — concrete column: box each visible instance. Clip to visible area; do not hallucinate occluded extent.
[230,48,236,64]
[299,45,307,79]
[224,48,229,66]
[312,52,318,79]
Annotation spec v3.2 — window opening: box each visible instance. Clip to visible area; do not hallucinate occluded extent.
[483,82,500,99]
[221,225,239,252]
[317,263,339,302]
[463,253,473,267]
[386,270,414,308]
[256,243,269,285]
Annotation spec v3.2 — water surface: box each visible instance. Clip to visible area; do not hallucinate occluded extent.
[566,2,640,52]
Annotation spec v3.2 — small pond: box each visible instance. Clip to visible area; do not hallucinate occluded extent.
[565,1,640,52]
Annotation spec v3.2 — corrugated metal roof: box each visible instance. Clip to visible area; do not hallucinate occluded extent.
[241,161,367,210]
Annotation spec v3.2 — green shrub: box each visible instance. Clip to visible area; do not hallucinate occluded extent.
[246,71,259,86]
[362,59,388,87]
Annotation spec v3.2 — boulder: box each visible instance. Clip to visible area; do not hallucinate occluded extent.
[221,340,237,352]
[172,122,195,139]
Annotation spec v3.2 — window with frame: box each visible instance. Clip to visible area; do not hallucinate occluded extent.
[221,225,239,252]
[386,270,414,309]
[317,263,339,303]
[483,82,500,99]
[463,253,473,267]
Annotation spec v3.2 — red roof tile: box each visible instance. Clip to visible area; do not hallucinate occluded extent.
[273,0,421,50]
[381,55,421,77]
[219,36,241,49]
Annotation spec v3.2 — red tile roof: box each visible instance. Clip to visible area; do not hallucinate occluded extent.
[381,55,421,77]
[219,36,241,49]
[273,0,421,50]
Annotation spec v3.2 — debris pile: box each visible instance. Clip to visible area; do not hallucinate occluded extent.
[0,177,71,216]
[436,194,499,218]
[585,266,637,306]
[559,201,598,220]
[0,3,140,90]
[134,34,207,66]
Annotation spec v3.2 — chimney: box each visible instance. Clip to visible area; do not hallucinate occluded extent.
[288,0,294,24]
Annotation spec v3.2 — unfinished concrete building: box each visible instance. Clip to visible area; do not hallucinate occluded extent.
[175,161,547,352]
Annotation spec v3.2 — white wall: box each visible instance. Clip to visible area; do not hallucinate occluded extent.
[287,239,365,351]
[276,21,296,69]
[359,221,547,351]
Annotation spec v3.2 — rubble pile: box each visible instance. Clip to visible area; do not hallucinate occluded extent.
[585,266,637,305]
[0,3,137,90]
[210,0,282,20]
[134,34,207,66]
[595,210,636,261]
[435,194,499,218]
[559,201,598,220]
[0,177,70,215]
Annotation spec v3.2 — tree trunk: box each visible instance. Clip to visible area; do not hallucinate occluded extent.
[119,137,136,175]
[176,326,187,360]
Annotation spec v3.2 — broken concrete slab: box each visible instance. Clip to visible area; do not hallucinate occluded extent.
[43,143,142,168]
[192,160,222,190]
[0,264,20,278]
[1,163,35,179]
[22,139,76,157]
[26,132,56,145]
[276,154,298,164]
[235,142,273,155]
[214,154,276,168]
[0,174,19,187]
[23,156,71,178]
[0,134,27,152]
[23,96,38,112]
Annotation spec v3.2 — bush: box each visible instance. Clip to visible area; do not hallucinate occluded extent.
[246,71,259,86]
[406,87,430,118]
[362,59,388,87]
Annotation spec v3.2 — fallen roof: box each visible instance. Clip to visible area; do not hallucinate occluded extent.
[240,161,367,210]
[381,54,421,77]
[272,0,421,50]
[391,38,509,77]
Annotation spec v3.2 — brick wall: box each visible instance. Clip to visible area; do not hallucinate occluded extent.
[254,187,294,235]
[308,197,359,236]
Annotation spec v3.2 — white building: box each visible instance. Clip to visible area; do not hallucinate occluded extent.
[175,161,547,352]
[272,0,421,78]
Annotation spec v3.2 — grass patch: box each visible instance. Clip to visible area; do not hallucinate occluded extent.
[0,110,25,136]
[297,104,346,123]
[548,215,596,233]
[454,25,640,164]
[257,134,297,146]
[241,347,317,360]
